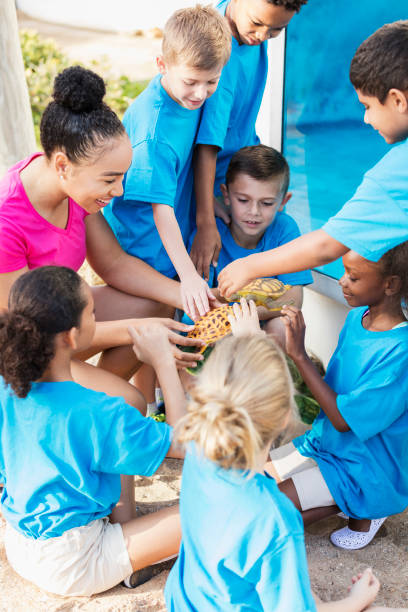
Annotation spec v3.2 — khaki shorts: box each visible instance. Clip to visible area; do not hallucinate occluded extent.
[270,442,335,511]
[5,518,132,597]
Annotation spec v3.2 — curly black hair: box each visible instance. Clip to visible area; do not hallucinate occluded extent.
[350,21,408,103]
[266,0,307,12]
[40,66,125,163]
[379,241,408,306]
[0,266,87,398]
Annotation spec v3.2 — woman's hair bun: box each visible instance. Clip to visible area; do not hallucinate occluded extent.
[52,66,106,112]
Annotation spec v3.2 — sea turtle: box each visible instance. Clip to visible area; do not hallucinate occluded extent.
[181,305,234,374]
[229,277,292,310]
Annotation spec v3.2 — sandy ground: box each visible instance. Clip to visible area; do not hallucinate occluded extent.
[1,13,407,612]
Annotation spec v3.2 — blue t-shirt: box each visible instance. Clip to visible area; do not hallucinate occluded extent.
[196,0,268,196]
[323,139,408,261]
[204,215,313,287]
[294,307,408,519]
[0,379,171,539]
[165,447,317,612]
[104,74,201,277]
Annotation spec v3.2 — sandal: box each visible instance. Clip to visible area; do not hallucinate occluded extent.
[330,517,386,549]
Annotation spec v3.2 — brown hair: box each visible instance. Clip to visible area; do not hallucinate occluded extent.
[162,4,231,70]
[176,335,295,473]
[226,144,290,197]
[350,21,408,103]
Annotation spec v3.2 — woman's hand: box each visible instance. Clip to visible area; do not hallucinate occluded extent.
[228,299,264,338]
[281,305,307,362]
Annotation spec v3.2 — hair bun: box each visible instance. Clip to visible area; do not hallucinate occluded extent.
[52,66,106,112]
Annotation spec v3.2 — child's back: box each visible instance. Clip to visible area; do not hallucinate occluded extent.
[165,446,316,611]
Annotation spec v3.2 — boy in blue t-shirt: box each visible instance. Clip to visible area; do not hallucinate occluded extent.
[104,6,231,320]
[190,0,307,281]
[218,21,408,297]
[189,145,312,345]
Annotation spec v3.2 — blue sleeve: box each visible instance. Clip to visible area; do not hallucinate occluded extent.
[337,348,408,441]
[93,398,172,476]
[323,177,408,262]
[123,140,178,207]
[267,214,313,286]
[253,543,316,612]
[196,72,235,150]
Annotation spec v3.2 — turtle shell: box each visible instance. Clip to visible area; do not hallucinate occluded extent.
[187,304,233,353]
[230,277,292,310]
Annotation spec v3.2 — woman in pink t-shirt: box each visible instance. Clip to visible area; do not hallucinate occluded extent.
[0,67,202,424]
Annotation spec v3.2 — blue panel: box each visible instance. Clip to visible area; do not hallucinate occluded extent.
[283,1,405,279]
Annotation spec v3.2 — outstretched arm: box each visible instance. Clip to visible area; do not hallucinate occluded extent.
[85,212,183,310]
[281,305,349,433]
[218,230,348,298]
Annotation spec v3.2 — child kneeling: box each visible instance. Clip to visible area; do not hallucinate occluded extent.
[271,243,408,549]
[0,266,186,596]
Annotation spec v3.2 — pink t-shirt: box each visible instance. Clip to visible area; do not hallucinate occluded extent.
[0,153,89,273]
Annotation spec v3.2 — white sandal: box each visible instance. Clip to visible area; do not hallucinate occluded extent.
[330,518,386,549]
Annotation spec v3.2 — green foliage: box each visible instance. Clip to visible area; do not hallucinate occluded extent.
[19,29,148,145]
[286,356,324,425]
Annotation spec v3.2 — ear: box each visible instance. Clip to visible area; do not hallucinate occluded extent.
[388,88,408,114]
[384,275,402,297]
[220,183,230,206]
[61,327,79,351]
[278,191,292,211]
[156,55,167,75]
[53,151,70,180]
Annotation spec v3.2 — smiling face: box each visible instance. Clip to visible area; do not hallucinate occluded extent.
[158,58,223,110]
[221,172,288,248]
[356,89,408,144]
[227,0,295,45]
[55,133,132,214]
[339,250,389,308]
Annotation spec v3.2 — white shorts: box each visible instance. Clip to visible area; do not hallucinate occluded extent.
[270,442,335,511]
[5,518,133,597]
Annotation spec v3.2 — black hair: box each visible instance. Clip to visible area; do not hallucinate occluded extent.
[379,241,408,305]
[350,21,408,103]
[0,266,87,398]
[266,0,307,12]
[40,66,125,162]
[225,144,290,196]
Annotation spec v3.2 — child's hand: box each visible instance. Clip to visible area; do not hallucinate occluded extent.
[128,320,206,369]
[190,223,221,281]
[181,272,218,320]
[228,298,264,338]
[217,258,256,299]
[347,568,380,610]
[281,305,307,362]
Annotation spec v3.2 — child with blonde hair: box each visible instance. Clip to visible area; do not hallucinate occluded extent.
[104,5,231,320]
[164,300,392,611]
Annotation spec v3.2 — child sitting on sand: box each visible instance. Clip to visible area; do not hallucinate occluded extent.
[271,242,408,549]
[0,266,186,596]
[165,299,400,611]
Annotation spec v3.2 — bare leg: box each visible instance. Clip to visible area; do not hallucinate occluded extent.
[71,359,146,414]
[264,317,286,350]
[348,518,371,532]
[133,364,156,404]
[121,505,181,571]
[278,478,339,525]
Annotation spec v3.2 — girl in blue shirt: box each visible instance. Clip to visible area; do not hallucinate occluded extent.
[273,242,408,549]
[0,266,187,596]
[165,300,386,611]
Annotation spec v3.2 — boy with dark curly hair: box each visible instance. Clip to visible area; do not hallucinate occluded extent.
[218,20,408,296]
[191,0,307,281]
